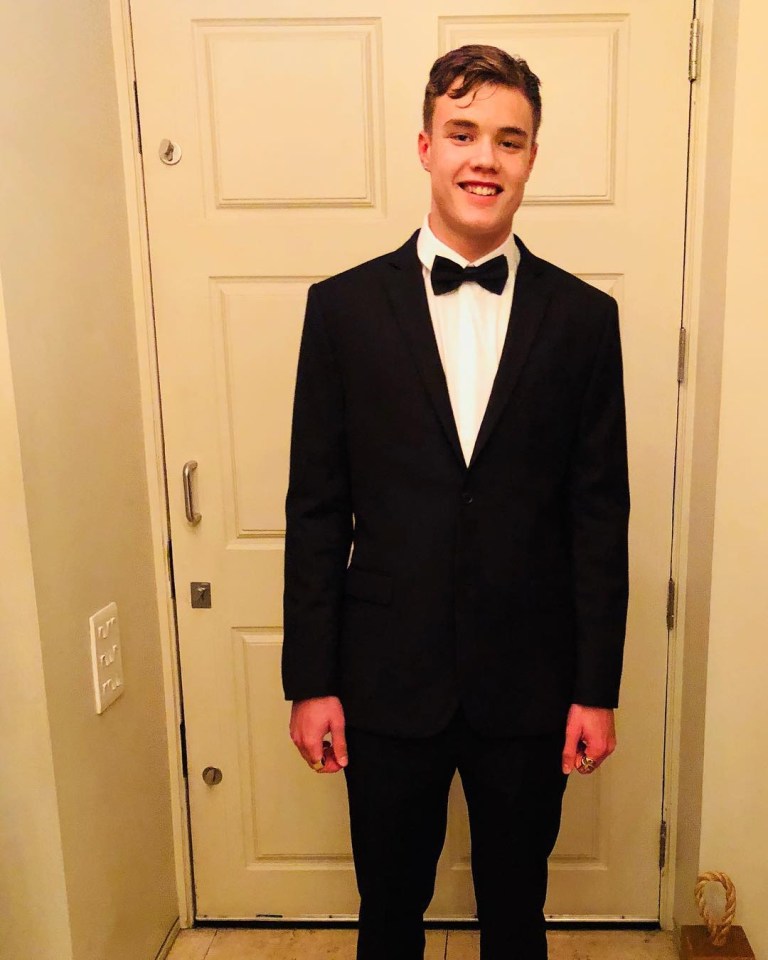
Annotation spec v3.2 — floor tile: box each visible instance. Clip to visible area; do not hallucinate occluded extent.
[205,928,356,960]
[166,927,216,960]
[446,928,677,959]
[548,930,678,960]
[168,926,678,960]
[444,929,477,959]
[203,927,446,959]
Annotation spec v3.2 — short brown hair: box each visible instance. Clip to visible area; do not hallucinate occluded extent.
[423,44,542,140]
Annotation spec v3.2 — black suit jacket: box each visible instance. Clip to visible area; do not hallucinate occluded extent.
[282,232,629,738]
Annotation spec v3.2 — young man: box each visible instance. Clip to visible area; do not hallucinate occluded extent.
[283,45,629,960]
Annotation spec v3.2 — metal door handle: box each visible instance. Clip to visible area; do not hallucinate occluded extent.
[183,460,201,525]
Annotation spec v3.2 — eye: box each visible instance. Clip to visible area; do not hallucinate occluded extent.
[500,140,523,150]
[450,133,472,143]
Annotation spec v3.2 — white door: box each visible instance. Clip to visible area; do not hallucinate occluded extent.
[131,0,691,920]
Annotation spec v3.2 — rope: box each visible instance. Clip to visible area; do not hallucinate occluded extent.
[694,872,737,947]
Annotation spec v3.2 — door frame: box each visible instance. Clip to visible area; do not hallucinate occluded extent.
[658,0,731,932]
[109,0,194,927]
[110,0,719,930]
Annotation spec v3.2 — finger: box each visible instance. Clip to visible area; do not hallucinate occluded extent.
[291,737,315,767]
[562,723,582,775]
[308,738,337,772]
[573,742,588,774]
[583,737,608,762]
[580,738,616,774]
[318,755,342,773]
[290,718,320,768]
[583,723,615,761]
[317,740,344,774]
[580,738,607,764]
[299,734,326,770]
[576,749,601,775]
[330,717,348,768]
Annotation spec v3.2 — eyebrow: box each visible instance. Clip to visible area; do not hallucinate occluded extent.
[443,118,529,140]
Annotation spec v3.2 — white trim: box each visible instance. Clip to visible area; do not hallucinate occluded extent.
[660,0,717,931]
[109,0,194,926]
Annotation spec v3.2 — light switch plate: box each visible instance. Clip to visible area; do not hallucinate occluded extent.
[89,602,125,714]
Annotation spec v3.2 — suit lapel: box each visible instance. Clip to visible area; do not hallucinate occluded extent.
[384,233,465,468]
[469,237,552,468]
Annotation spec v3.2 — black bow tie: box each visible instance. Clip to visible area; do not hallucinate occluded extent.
[430,254,509,296]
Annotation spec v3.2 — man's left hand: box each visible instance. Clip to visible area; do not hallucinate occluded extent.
[561,703,616,775]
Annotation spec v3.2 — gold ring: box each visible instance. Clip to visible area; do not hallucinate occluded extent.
[580,755,596,773]
[311,758,324,772]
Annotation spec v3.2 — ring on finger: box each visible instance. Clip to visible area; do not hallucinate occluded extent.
[579,754,597,773]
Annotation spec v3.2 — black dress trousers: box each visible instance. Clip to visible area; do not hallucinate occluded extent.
[344,708,569,960]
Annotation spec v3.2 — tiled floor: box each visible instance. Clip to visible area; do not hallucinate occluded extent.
[167,927,679,960]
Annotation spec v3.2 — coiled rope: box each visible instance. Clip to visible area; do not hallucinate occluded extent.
[694,872,737,947]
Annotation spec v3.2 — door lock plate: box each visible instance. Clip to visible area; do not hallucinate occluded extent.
[191,581,212,608]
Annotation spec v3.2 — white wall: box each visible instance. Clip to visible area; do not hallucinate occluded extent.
[0,278,73,960]
[0,2,177,958]
[696,0,768,954]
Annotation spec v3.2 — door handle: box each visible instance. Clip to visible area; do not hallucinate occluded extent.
[183,460,201,525]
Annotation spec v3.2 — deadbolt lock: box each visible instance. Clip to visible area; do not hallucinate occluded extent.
[202,766,223,786]
[159,139,182,165]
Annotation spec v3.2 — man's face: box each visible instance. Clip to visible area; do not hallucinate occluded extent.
[418,81,538,260]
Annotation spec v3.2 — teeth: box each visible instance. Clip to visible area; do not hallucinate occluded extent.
[463,184,498,196]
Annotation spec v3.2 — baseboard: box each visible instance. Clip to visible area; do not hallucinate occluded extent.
[193,918,661,930]
[156,918,181,960]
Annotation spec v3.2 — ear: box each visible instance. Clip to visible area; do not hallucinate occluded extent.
[417,130,431,171]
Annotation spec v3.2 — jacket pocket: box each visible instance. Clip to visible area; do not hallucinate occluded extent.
[344,567,393,605]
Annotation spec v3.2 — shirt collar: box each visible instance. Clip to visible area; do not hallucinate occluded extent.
[416,214,520,276]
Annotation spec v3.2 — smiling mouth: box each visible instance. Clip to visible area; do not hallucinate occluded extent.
[460,182,503,196]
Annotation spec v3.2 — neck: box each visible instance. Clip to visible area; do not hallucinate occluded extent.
[427,215,511,263]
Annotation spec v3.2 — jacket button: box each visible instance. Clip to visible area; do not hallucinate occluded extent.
[461,491,474,505]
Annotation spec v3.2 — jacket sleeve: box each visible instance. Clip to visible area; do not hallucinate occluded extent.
[568,296,630,708]
[282,284,353,701]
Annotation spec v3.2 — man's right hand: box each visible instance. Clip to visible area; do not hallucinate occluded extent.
[289,696,348,773]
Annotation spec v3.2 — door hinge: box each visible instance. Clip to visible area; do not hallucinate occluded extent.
[659,819,668,870]
[689,18,702,82]
[133,79,143,155]
[677,326,687,383]
[666,578,676,631]
[180,719,188,779]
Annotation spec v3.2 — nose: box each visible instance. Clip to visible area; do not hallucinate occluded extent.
[470,136,499,171]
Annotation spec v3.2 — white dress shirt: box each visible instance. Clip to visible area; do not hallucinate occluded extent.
[417,216,520,464]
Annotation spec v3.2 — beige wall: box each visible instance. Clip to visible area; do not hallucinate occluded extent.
[674,0,768,953]
[697,0,768,953]
[0,2,177,959]
[0,277,73,959]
